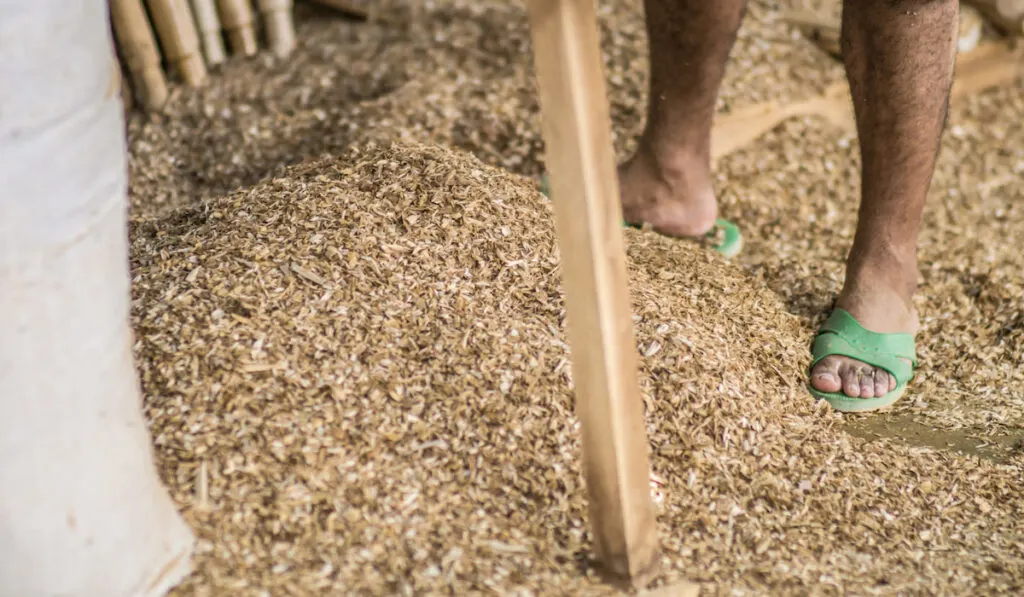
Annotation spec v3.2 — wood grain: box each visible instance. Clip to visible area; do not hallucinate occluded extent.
[524,0,660,586]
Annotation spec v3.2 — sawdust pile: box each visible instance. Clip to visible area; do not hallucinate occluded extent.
[132,142,1023,596]
[123,0,1024,595]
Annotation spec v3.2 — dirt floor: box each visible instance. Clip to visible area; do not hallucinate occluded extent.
[125,1,1024,595]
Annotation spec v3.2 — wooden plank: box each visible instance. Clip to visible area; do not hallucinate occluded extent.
[948,40,1024,104]
[710,81,852,164]
[710,39,1023,164]
[523,0,660,586]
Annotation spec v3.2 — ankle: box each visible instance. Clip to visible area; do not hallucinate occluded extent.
[846,242,918,296]
[618,141,720,238]
[838,250,920,332]
[636,127,710,173]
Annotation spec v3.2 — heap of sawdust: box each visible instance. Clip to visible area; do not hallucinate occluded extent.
[131,141,1024,596]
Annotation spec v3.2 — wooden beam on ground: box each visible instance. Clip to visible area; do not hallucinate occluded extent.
[948,39,1024,103]
[710,39,1024,164]
[710,80,852,164]
[523,0,660,587]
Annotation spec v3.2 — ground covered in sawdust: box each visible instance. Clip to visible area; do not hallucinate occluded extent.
[126,1,1024,595]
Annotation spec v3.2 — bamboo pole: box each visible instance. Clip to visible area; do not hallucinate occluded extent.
[110,60,135,112]
[121,73,135,112]
[146,0,208,86]
[524,0,660,587]
[106,59,124,107]
[191,0,228,66]
[110,0,170,111]
[217,0,259,56]
[256,0,296,57]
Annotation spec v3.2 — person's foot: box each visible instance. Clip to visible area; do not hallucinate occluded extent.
[618,144,719,238]
[810,256,919,399]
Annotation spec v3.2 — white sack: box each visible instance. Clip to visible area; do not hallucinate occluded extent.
[0,2,195,596]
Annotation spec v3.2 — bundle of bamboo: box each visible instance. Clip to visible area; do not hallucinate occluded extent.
[110,0,298,112]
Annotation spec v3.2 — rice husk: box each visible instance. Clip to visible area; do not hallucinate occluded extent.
[125,0,1024,595]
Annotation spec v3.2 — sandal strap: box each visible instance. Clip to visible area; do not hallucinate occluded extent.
[810,309,916,385]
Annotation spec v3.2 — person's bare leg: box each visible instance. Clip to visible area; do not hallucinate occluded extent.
[811,0,958,399]
[618,0,746,237]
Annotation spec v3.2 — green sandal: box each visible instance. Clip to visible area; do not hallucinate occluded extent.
[808,309,917,413]
[538,174,743,258]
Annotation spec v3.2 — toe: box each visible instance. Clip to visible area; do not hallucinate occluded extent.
[811,355,906,400]
[873,369,891,398]
[859,370,875,398]
[841,364,861,398]
[810,356,842,393]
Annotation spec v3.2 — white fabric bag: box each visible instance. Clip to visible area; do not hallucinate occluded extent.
[0,2,195,595]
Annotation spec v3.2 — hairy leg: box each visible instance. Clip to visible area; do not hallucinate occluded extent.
[618,0,746,237]
[811,0,958,398]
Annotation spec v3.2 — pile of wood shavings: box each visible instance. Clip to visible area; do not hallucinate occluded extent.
[132,141,1024,596]
[124,0,1024,594]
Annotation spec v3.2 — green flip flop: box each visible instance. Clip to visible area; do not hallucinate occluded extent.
[808,308,917,413]
[538,174,743,258]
